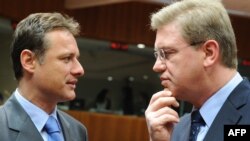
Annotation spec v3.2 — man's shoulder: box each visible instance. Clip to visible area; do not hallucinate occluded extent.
[0,104,3,110]
[0,103,7,118]
[0,104,11,140]
[231,77,250,96]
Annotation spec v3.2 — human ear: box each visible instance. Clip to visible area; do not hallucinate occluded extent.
[20,49,36,73]
[202,40,219,67]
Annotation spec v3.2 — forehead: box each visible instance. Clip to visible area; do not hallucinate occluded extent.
[154,22,187,50]
[44,30,79,55]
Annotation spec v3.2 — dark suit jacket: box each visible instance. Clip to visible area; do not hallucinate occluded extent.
[171,78,250,141]
[0,94,88,141]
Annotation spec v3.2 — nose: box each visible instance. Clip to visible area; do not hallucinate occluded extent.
[72,59,84,77]
[153,58,166,73]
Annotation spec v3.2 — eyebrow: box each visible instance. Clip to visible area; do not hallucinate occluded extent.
[154,46,174,51]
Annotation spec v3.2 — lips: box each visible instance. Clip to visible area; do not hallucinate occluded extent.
[160,76,170,86]
[66,79,78,89]
[160,76,170,81]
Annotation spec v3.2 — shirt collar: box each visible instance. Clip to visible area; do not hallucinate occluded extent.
[199,72,243,127]
[14,89,58,132]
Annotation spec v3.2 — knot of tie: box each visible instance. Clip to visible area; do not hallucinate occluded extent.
[44,116,62,141]
[191,110,205,125]
[189,110,205,141]
[45,116,60,133]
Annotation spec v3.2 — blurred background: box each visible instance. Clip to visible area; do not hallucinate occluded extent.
[1,0,250,115]
[0,0,250,140]
[0,0,250,141]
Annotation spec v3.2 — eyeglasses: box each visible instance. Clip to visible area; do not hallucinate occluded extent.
[154,41,204,62]
[154,49,166,62]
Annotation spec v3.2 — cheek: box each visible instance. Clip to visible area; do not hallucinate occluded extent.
[48,61,70,74]
[171,53,202,78]
[180,58,203,83]
[38,63,67,82]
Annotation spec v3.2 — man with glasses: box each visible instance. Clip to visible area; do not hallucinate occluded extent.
[145,0,250,141]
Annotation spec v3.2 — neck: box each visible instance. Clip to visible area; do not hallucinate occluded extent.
[191,66,237,108]
[18,78,57,114]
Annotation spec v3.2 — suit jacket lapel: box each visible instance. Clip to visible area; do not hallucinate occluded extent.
[5,94,44,141]
[15,118,44,141]
[58,111,74,141]
[203,100,241,141]
[204,78,249,141]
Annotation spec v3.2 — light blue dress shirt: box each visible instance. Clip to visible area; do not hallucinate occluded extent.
[15,89,65,141]
[195,72,243,141]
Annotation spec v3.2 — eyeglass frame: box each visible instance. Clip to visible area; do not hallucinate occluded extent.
[154,41,204,62]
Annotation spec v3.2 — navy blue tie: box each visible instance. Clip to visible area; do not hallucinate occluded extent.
[44,116,63,141]
[189,110,205,141]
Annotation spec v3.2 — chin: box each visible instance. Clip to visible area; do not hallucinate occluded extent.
[69,93,76,100]
[63,92,76,101]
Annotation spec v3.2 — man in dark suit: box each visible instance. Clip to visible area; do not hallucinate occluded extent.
[145,0,250,141]
[0,12,88,141]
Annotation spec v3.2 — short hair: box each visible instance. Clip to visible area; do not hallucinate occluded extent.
[10,12,80,80]
[151,0,237,68]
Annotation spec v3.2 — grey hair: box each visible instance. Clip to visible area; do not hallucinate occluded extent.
[151,0,237,68]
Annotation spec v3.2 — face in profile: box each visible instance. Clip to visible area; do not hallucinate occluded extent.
[33,29,84,103]
[153,23,205,100]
